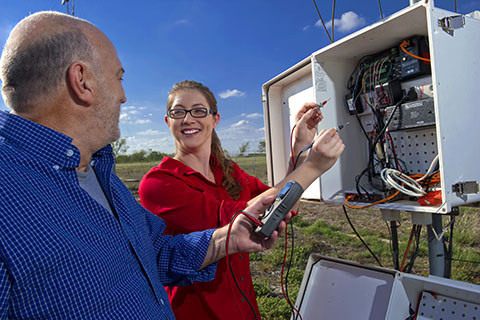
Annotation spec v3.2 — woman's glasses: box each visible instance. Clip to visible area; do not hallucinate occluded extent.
[167,107,216,119]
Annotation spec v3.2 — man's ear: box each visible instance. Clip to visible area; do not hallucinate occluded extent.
[67,62,94,106]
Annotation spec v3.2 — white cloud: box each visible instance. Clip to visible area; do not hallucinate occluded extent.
[120,113,132,123]
[135,119,152,124]
[174,19,189,26]
[124,136,174,154]
[128,110,138,114]
[216,120,265,154]
[218,89,246,99]
[241,113,263,119]
[137,129,164,136]
[231,120,250,128]
[317,11,366,33]
[303,25,310,31]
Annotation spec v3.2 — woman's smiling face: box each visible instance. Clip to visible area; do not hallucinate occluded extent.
[165,89,220,154]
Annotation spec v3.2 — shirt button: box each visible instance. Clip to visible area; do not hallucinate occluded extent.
[66,149,74,157]
[240,277,244,281]
[160,299,164,305]
[90,160,95,166]
[53,165,60,170]
[241,298,245,302]
[239,254,243,259]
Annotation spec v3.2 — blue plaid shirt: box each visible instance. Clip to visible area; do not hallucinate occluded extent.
[0,111,216,319]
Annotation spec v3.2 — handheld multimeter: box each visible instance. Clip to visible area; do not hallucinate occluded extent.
[255,181,304,238]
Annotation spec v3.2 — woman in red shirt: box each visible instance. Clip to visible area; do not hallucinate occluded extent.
[139,80,344,319]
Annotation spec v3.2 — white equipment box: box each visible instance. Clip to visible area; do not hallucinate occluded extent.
[294,254,480,320]
[262,1,480,214]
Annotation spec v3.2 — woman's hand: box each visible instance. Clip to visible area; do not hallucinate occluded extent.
[303,128,345,177]
[292,102,323,161]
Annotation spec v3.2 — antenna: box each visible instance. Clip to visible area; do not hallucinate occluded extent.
[61,0,75,16]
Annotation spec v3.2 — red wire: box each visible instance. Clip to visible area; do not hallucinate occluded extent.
[290,124,297,167]
[400,225,416,272]
[226,212,261,320]
[387,131,402,172]
[280,224,304,320]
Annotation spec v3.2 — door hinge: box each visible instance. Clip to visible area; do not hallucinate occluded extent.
[452,181,479,197]
[438,15,465,36]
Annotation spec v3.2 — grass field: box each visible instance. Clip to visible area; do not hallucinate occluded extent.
[116,156,480,319]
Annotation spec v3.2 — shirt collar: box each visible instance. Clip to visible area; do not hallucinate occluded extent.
[0,110,112,169]
[160,155,223,184]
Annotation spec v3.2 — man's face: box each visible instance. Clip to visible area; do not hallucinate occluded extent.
[91,33,126,145]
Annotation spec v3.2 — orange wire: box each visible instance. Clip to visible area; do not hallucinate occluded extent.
[344,191,400,209]
[400,40,431,63]
[344,171,440,209]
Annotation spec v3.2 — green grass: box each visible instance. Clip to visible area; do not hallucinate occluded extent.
[115,156,480,320]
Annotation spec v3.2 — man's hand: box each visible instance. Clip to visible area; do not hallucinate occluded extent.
[228,195,291,254]
[199,196,290,270]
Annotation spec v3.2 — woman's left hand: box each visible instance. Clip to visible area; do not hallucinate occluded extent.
[292,102,323,157]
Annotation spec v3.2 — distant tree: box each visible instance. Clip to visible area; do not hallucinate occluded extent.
[238,142,249,157]
[257,141,266,153]
[130,150,147,162]
[112,137,129,158]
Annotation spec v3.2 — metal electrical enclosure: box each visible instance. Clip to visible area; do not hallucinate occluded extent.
[262,2,480,214]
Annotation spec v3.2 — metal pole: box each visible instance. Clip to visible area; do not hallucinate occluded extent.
[390,221,400,270]
[427,214,445,276]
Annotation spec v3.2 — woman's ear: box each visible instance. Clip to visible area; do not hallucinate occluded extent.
[67,62,94,106]
[213,112,220,128]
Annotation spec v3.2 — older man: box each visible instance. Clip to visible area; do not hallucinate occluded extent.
[0,11,287,318]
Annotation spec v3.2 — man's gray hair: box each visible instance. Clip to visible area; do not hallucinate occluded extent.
[0,26,97,112]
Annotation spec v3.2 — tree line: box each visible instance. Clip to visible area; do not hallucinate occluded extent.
[112,138,266,163]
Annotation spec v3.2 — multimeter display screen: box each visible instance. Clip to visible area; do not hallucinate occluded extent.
[278,181,293,198]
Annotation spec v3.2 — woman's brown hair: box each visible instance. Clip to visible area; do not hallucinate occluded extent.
[167,80,243,200]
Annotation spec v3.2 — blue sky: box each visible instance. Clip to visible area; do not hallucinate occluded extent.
[1,0,479,154]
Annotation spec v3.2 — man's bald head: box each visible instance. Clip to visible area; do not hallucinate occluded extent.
[0,11,100,112]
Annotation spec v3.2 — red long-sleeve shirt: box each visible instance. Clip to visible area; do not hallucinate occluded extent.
[139,156,269,320]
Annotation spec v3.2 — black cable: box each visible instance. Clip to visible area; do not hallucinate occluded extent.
[343,205,383,267]
[358,93,412,195]
[454,0,457,12]
[285,219,296,317]
[386,132,401,171]
[377,0,384,19]
[405,225,421,273]
[384,220,395,265]
[449,257,480,265]
[390,221,400,270]
[331,0,336,42]
[227,211,259,320]
[312,0,333,43]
